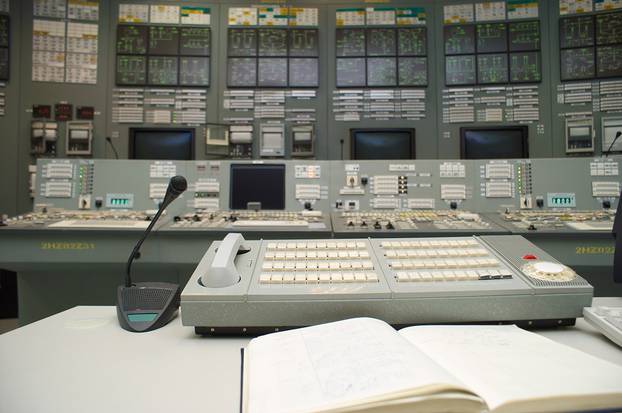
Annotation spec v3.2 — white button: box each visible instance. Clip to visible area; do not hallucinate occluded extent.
[294,273,307,284]
[331,272,343,283]
[270,273,283,283]
[319,273,331,283]
[354,272,367,282]
[267,243,277,250]
[306,272,319,283]
[342,272,355,282]
[259,273,271,284]
[283,273,295,284]
[396,271,410,282]
[419,271,433,281]
[366,272,379,282]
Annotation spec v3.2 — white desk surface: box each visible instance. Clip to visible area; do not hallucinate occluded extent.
[1,297,622,413]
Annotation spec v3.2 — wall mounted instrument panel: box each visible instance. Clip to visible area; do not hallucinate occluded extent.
[181,233,593,335]
[336,27,428,88]
[116,24,211,87]
[227,28,319,88]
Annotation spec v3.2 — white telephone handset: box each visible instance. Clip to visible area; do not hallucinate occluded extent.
[201,233,246,288]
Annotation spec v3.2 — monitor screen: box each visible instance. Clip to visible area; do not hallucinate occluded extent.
[559,15,595,49]
[351,129,415,160]
[130,128,194,160]
[148,26,179,55]
[289,58,319,87]
[366,28,396,56]
[257,58,288,87]
[367,57,397,87]
[230,164,286,210]
[289,29,319,57]
[444,24,475,55]
[258,28,288,56]
[476,23,507,53]
[179,27,211,56]
[461,127,528,159]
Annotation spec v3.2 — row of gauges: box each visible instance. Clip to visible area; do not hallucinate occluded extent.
[32,104,94,121]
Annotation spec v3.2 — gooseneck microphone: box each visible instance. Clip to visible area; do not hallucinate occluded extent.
[604,131,622,157]
[117,175,187,332]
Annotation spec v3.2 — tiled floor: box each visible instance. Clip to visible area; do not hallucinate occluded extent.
[0,318,19,334]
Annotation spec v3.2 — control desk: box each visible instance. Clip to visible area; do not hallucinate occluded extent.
[0,157,619,325]
[182,233,593,335]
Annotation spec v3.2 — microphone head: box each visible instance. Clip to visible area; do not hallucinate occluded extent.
[616,131,622,138]
[169,175,187,196]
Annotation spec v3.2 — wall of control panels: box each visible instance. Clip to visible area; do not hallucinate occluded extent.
[2,0,622,219]
[17,157,619,234]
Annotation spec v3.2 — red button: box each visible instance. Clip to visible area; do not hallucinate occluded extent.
[522,254,537,260]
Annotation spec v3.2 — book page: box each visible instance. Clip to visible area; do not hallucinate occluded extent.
[399,325,622,412]
[246,318,473,413]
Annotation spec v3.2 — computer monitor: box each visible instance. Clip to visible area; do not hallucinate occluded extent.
[129,128,195,160]
[460,126,529,159]
[350,129,416,160]
[229,164,286,210]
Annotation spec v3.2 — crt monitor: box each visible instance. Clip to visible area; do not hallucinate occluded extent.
[460,126,529,159]
[129,128,195,160]
[350,129,416,160]
[230,164,286,210]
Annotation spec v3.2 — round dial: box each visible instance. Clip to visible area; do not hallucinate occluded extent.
[521,260,577,282]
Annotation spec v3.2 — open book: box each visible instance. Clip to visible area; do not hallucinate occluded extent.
[242,318,622,413]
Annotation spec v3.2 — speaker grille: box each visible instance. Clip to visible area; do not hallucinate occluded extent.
[122,287,173,311]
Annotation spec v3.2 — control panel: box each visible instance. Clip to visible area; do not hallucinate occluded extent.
[165,160,331,232]
[329,158,619,235]
[5,157,619,234]
[181,233,593,335]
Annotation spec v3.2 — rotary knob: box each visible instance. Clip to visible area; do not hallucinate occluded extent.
[521,261,577,282]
